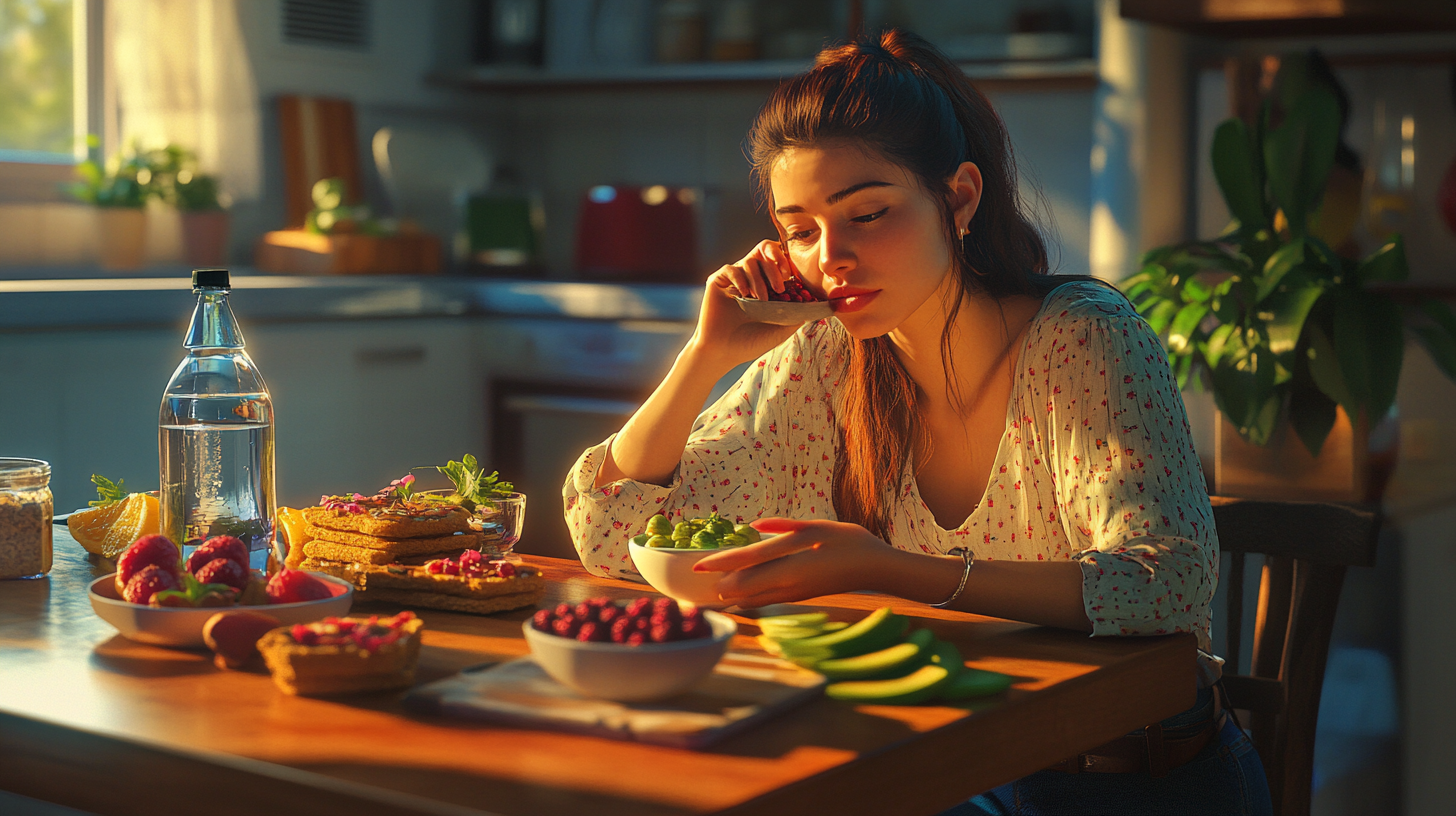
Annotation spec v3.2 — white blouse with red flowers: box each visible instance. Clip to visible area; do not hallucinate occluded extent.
[563,281,1221,680]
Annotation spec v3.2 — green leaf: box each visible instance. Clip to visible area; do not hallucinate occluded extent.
[1182,276,1214,304]
[88,474,127,507]
[1202,323,1236,368]
[1305,322,1354,419]
[1211,118,1269,233]
[1356,235,1409,284]
[1257,240,1305,302]
[1146,299,1179,334]
[1331,290,1371,422]
[1168,303,1210,354]
[1413,325,1456,381]
[1288,364,1338,457]
[1363,294,1404,425]
[1245,394,1283,447]
[1263,268,1324,356]
[1263,88,1340,238]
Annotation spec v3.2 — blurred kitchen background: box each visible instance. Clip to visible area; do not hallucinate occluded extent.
[2,2,1455,813]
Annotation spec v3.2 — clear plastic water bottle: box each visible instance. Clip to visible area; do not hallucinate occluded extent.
[159,269,275,570]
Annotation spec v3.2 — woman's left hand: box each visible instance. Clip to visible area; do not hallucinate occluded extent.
[691,518,890,608]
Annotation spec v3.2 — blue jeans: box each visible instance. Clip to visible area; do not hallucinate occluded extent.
[943,687,1273,815]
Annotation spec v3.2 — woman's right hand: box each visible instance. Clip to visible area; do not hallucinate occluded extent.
[687,240,804,375]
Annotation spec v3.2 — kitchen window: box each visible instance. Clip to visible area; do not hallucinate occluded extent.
[0,0,102,203]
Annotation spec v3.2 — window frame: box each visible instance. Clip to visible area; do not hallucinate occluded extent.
[0,0,106,204]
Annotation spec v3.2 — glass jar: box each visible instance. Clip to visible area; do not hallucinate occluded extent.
[0,458,53,579]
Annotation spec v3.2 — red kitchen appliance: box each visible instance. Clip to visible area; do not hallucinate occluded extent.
[573,185,699,281]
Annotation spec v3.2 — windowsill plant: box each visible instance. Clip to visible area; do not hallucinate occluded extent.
[1122,59,1456,497]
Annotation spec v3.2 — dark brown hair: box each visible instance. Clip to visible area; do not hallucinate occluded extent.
[746,29,1052,538]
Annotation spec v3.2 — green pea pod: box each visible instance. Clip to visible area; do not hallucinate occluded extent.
[690,530,721,549]
[646,514,673,536]
[631,533,650,547]
[734,524,761,543]
[646,534,673,548]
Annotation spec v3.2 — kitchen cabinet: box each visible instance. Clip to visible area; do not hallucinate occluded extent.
[0,319,484,514]
[1120,0,1456,38]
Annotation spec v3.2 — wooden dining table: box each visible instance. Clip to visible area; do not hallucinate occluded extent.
[0,530,1196,816]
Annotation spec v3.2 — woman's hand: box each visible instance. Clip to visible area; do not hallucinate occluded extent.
[687,240,804,376]
[691,518,892,608]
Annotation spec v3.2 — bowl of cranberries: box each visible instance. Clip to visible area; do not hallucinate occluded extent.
[733,276,834,326]
[522,596,736,701]
[88,534,353,647]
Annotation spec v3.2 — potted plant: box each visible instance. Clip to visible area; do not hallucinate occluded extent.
[1122,62,1456,502]
[146,145,232,267]
[69,139,153,271]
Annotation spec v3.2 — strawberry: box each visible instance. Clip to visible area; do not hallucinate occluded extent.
[186,536,248,574]
[194,557,249,592]
[115,534,181,593]
[265,569,332,604]
[123,564,179,605]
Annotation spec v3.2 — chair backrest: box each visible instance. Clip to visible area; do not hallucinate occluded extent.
[1210,496,1380,816]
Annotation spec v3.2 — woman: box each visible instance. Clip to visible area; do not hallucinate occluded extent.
[563,30,1270,815]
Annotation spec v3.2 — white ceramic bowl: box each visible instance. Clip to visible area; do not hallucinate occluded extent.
[734,296,834,326]
[630,541,754,608]
[89,572,353,648]
[522,610,736,701]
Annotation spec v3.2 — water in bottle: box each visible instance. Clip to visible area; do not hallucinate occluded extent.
[159,269,275,570]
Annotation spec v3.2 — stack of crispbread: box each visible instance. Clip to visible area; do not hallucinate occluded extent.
[356,557,546,615]
[295,503,481,583]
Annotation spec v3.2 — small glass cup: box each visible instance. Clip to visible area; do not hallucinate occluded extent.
[476,492,526,557]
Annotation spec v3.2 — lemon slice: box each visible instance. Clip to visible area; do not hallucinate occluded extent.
[76,493,160,559]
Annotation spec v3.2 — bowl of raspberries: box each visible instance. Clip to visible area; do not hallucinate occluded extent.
[88,533,353,647]
[522,596,736,701]
[733,275,834,326]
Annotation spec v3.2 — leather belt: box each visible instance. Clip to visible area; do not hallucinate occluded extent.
[1046,693,1225,778]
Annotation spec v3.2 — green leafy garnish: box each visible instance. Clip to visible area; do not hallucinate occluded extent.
[434,454,513,512]
[151,573,236,607]
[88,474,128,507]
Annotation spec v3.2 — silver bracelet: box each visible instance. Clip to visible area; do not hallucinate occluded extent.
[930,546,975,609]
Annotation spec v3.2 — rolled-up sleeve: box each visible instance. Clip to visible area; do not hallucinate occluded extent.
[563,320,841,579]
[1037,299,1218,642]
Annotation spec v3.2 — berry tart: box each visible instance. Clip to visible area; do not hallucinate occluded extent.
[258,611,424,696]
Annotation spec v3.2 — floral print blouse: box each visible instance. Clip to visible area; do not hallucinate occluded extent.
[564,281,1221,681]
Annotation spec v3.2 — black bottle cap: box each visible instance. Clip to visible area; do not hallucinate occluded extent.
[192,268,230,289]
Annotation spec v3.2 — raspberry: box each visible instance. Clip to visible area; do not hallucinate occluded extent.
[610,615,633,643]
[115,534,181,590]
[574,602,596,621]
[495,562,516,578]
[680,617,708,640]
[626,631,647,646]
[459,549,483,567]
[625,597,651,617]
[194,557,249,592]
[597,605,620,625]
[554,602,573,618]
[552,615,580,638]
[186,536,248,574]
[652,597,679,615]
[532,609,553,631]
[650,621,677,643]
[426,560,447,574]
[265,569,333,604]
[122,564,179,605]
[577,622,607,642]
[441,561,460,576]
[633,616,650,633]
[587,597,612,608]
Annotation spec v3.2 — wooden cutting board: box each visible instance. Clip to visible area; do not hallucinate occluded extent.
[404,651,825,749]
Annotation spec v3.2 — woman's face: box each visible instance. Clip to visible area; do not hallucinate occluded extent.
[769,144,961,340]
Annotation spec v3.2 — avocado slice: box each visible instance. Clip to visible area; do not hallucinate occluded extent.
[814,628,936,681]
[940,667,1014,700]
[775,607,908,662]
[825,661,955,704]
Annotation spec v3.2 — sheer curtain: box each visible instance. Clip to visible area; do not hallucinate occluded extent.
[107,0,262,202]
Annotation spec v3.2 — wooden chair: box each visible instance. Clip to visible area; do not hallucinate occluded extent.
[1209,496,1380,816]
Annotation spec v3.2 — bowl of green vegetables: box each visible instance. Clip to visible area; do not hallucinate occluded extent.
[628,513,767,608]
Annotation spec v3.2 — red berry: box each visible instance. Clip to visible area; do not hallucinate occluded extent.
[426,560,447,574]
[625,597,651,617]
[496,562,516,578]
[610,615,633,643]
[650,621,678,643]
[598,605,620,625]
[552,615,581,638]
[459,549,483,567]
[532,609,553,631]
[265,569,333,604]
[574,602,596,621]
[122,564,179,605]
[626,632,647,646]
[194,557,249,592]
[633,616,650,633]
[554,603,573,618]
[681,617,708,640]
[186,536,248,574]
[115,534,181,591]
[577,622,608,642]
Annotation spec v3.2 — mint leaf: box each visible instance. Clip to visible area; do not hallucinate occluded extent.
[88,474,127,507]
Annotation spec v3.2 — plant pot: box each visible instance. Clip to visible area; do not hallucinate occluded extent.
[181,210,231,267]
[1215,407,1397,503]
[97,208,147,271]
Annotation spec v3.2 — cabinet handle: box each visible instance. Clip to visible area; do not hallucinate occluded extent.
[355,346,427,366]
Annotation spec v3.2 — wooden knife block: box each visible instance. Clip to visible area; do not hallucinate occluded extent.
[255,229,440,275]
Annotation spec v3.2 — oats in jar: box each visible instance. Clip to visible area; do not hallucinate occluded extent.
[0,459,53,579]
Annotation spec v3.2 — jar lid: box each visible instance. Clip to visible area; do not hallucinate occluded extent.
[0,458,51,489]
